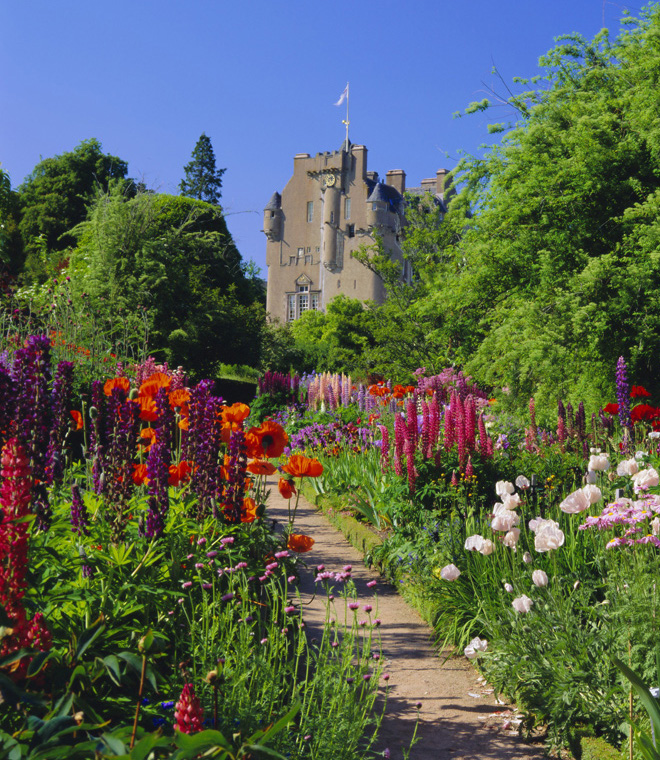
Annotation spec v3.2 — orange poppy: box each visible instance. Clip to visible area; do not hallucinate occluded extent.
[133,463,148,486]
[241,497,259,523]
[70,410,83,430]
[246,420,289,459]
[278,477,296,499]
[247,459,277,476]
[178,417,189,431]
[168,460,191,486]
[221,403,251,429]
[282,454,323,478]
[139,372,172,398]
[139,427,157,451]
[168,388,190,409]
[287,533,315,553]
[104,377,130,396]
[137,396,158,422]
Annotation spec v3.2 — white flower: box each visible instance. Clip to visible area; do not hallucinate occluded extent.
[617,458,639,477]
[515,475,530,490]
[588,454,610,472]
[632,467,660,492]
[502,492,522,509]
[440,564,461,581]
[523,551,533,564]
[496,480,515,497]
[528,517,542,532]
[583,484,602,505]
[465,535,485,552]
[590,447,602,455]
[652,517,660,537]
[585,470,598,484]
[534,519,565,552]
[532,569,548,587]
[464,637,488,659]
[480,539,495,556]
[503,582,514,593]
[648,432,660,440]
[512,595,533,613]
[559,489,590,514]
[503,528,520,549]
[635,450,648,460]
[491,504,520,532]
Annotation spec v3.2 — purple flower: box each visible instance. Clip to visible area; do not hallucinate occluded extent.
[221,593,234,602]
[616,356,632,432]
[285,605,296,614]
[363,604,373,613]
[348,602,359,610]
[367,580,377,589]
[70,483,89,536]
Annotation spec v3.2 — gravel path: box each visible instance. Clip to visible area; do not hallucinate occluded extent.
[267,481,547,760]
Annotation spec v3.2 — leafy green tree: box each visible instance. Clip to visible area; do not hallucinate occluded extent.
[70,185,263,378]
[17,139,130,281]
[0,168,23,277]
[179,133,226,205]
[418,8,660,417]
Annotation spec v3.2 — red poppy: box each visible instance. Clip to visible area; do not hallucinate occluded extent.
[603,403,619,415]
[631,385,652,399]
[278,477,296,499]
[139,372,172,398]
[139,427,157,451]
[287,533,315,553]
[137,396,158,422]
[246,420,288,459]
[631,404,660,423]
[169,388,190,410]
[168,460,191,487]
[104,377,130,396]
[133,463,148,486]
[247,459,277,476]
[281,454,323,478]
[240,497,259,523]
[70,410,83,430]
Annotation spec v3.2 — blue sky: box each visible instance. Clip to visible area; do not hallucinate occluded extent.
[0,0,640,276]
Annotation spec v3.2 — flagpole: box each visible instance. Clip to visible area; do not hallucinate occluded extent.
[342,82,350,146]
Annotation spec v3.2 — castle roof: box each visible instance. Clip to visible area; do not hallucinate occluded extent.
[367,182,404,215]
[265,191,281,210]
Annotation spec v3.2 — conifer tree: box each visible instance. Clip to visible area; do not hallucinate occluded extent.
[179,133,226,205]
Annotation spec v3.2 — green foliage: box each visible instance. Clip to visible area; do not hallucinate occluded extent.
[0,168,23,276]
[18,139,130,282]
[423,8,660,416]
[69,185,263,379]
[179,133,226,206]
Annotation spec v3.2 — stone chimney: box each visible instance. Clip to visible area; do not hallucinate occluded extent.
[436,169,449,195]
[386,169,406,195]
[351,145,368,181]
[420,177,436,194]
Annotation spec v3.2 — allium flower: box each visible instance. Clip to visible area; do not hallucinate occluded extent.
[512,595,533,613]
[439,564,461,581]
[532,569,548,587]
[173,683,204,734]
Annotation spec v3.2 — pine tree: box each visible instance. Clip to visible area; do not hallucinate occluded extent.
[179,133,226,205]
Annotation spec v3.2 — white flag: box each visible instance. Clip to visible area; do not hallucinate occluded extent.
[334,85,348,106]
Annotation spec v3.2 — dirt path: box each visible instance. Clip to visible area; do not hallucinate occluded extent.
[267,481,547,760]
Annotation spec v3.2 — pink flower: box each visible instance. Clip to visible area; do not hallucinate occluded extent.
[174,683,204,734]
[532,569,548,587]
[439,564,461,581]
[512,595,533,613]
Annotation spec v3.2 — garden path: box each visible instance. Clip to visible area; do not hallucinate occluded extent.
[266,482,547,760]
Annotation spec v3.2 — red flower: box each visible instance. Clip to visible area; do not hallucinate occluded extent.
[631,404,660,423]
[603,403,619,415]
[70,410,83,430]
[287,533,315,553]
[104,377,130,396]
[174,683,204,734]
[282,454,323,478]
[278,477,296,500]
[631,385,652,398]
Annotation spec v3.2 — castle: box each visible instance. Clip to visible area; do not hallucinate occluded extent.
[263,141,450,323]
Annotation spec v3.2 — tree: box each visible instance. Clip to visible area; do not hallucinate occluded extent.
[179,133,226,205]
[17,139,130,282]
[419,7,660,417]
[70,185,263,378]
[0,169,22,277]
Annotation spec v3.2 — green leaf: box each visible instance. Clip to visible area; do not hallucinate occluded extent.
[74,618,106,661]
[101,654,122,686]
[27,651,51,678]
[240,745,288,760]
[612,656,660,747]
[174,729,231,752]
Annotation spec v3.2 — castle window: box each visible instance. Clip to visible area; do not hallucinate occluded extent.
[287,295,296,322]
[330,211,335,224]
[270,210,275,218]
[344,197,351,219]
[315,246,320,253]
[307,201,314,223]
[347,224,355,238]
[297,247,304,257]
[305,255,312,265]
[299,293,309,314]
[311,293,319,310]
[289,256,297,265]
[297,284,309,293]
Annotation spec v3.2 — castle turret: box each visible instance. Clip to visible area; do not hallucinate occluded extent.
[366,183,403,232]
[263,192,282,241]
[322,180,340,268]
